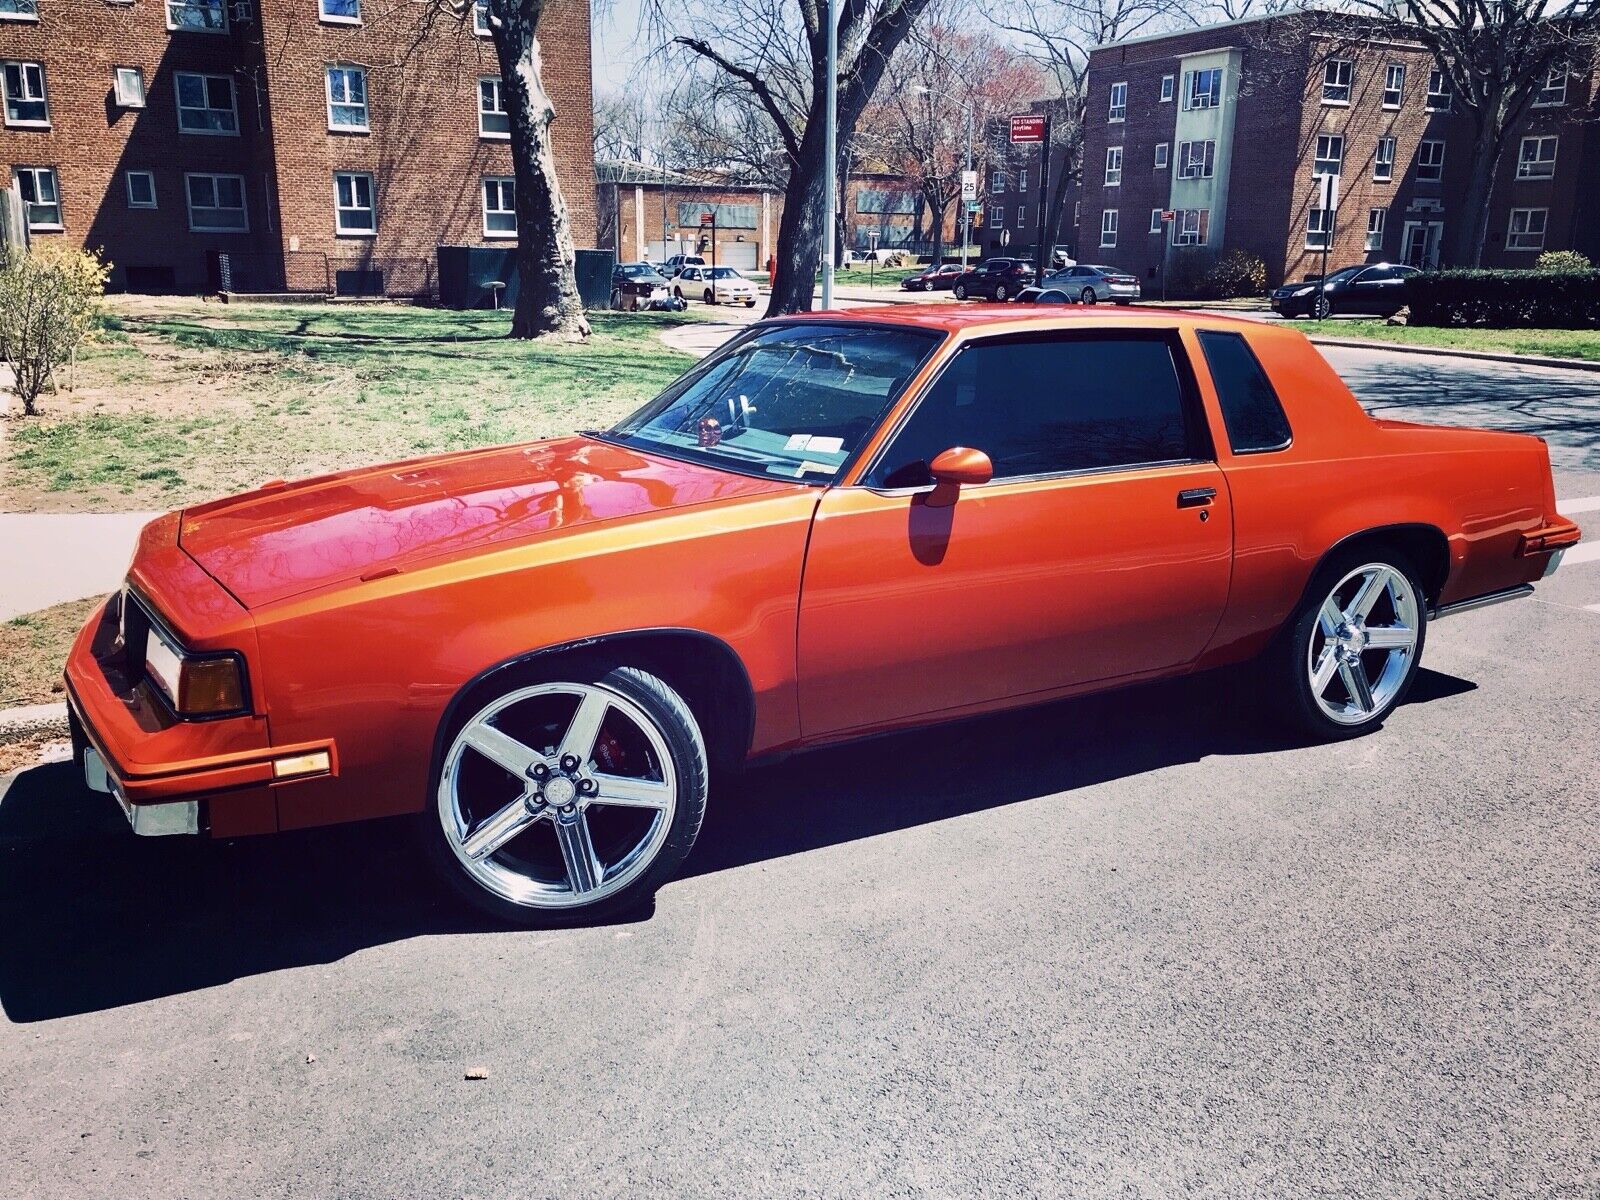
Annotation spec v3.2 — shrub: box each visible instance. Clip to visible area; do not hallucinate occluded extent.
[0,243,111,415]
[1203,249,1267,299]
[1535,249,1592,272]
[1405,268,1600,329]
[1164,248,1213,299]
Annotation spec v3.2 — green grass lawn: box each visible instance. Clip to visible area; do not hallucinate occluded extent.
[835,264,924,287]
[2,300,703,512]
[1284,321,1600,362]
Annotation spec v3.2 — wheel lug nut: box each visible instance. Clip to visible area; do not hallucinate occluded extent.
[532,763,549,780]
[560,755,579,772]
[578,778,596,795]
[561,802,576,814]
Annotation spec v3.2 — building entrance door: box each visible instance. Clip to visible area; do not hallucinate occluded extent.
[1401,221,1443,268]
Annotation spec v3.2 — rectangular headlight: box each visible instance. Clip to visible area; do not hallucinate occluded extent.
[141,607,247,717]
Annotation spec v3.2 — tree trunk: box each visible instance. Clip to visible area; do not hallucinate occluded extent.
[492,1,589,340]
[766,127,829,316]
[1452,118,1506,268]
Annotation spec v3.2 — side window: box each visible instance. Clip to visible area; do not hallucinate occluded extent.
[1196,330,1292,454]
[872,335,1197,486]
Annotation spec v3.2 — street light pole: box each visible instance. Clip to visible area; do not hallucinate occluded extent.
[820,0,838,309]
[961,105,972,270]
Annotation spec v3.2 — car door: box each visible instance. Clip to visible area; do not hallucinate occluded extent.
[796,329,1234,738]
[1345,266,1405,314]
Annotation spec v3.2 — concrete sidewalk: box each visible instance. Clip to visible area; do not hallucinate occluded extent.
[0,512,158,620]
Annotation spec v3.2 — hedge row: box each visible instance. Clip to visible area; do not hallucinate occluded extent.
[1406,269,1600,329]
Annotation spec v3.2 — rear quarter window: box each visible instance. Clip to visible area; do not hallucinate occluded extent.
[1197,330,1293,454]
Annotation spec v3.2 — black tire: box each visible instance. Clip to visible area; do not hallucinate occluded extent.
[673,287,684,301]
[954,284,968,300]
[1268,546,1428,742]
[1080,287,1097,305]
[421,662,709,927]
[1312,293,1332,319]
[704,289,715,305]
[609,288,622,310]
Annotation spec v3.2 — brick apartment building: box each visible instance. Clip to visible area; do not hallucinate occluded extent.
[1079,12,1599,290]
[981,99,1082,262]
[1,0,595,296]
[596,161,779,272]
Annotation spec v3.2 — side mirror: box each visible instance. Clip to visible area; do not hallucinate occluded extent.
[925,446,993,507]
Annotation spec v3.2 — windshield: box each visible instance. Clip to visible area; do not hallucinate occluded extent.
[608,322,941,483]
[1322,267,1363,284]
[708,267,743,280]
[619,264,657,278]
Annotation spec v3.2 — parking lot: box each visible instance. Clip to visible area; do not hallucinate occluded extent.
[1,342,1597,1199]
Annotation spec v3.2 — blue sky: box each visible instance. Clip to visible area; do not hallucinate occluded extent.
[590,0,650,95]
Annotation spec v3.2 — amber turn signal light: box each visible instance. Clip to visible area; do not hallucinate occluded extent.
[177,656,246,715]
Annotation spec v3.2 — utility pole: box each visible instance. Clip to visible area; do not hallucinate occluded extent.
[961,106,972,270]
[820,0,838,309]
[1034,113,1052,279]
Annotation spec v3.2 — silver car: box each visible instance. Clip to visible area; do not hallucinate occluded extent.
[1022,264,1142,305]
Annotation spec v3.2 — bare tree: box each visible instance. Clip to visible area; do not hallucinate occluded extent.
[594,89,653,163]
[864,11,1045,262]
[1337,0,1600,266]
[650,0,939,315]
[658,75,793,186]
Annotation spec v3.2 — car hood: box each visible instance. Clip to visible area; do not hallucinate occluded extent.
[178,436,797,608]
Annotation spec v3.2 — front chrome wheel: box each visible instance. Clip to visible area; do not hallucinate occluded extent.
[438,681,680,911]
[1306,563,1420,726]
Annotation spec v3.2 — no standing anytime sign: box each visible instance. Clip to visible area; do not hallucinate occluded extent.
[1009,114,1046,144]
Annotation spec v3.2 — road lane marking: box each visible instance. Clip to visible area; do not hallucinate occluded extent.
[1557,495,1600,514]
[1561,540,1600,566]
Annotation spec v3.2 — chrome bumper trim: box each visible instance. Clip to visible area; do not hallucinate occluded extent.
[1542,548,1565,579]
[83,749,200,837]
[1428,583,1534,621]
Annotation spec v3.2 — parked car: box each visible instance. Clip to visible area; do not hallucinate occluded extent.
[901,264,964,292]
[1018,264,1141,305]
[951,258,1036,301]
[610,262,684,312]
[660,254,706,278]
[67,310,1577,925]
[674,265,759,307]
[1270,263,1419,318]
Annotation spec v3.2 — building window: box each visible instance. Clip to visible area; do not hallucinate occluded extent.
[185,172,248,231]
[1366,208,1385,251]
[1108,81,1127,122]
[326,66,368,131]
[1150,208,1164,233]
[166,0,227,31]
[3,61,49,127]
[1374,136,1396,182]
[472,0,490,36]
[1418,139,1445,183]
[478,77,509,138]
[483,176,516,238]
[1160,74,1174,102]
[1382,63,1404,109]
[1017,206,1027,228]
[1018,167,1027,191]
[1322,59,1352,104]
[1534,62,1568,107]
[175,72,238,135]
[125,170,157,209]
[1099,208,1118,248]
[1426,69,1451,111]
[1506,207,1547,251]
[990,170,1005,193]
[1173,208,1207,246]
[1305,207,1331,250]
[1516,135,1557,179]
[113,67,146,108]
[13,166,61,230]
[1177,140,1214,180]
[0,0,40,21]
[1104,146,1122,186]
[990,206,1004,226]
[1154,142,1169,169]
[319,0,360,22]
[334,171,375,234]
[1313,134,1344,178]
[1185,68,1222,110]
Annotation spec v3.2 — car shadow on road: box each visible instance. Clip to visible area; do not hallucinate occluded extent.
[0,666,1475,1023]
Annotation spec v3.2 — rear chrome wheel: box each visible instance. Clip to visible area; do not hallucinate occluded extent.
[1275,552,1427,739]
[428,668,707,923]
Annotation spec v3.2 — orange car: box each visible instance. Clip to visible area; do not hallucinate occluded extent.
[65,306,1579,923]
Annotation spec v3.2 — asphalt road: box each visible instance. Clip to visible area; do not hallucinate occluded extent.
[2,346,1597,1199]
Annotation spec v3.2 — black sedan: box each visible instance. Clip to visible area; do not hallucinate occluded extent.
[951,258,1036,302]
[901,264,964,291]
[610,262,684,311]
[1270,263,1418,318]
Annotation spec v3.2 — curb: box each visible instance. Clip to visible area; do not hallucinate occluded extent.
[0,702,69,747]
[1307,335,1600,373]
